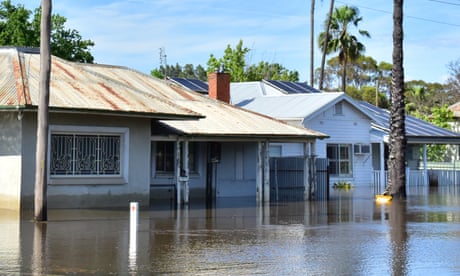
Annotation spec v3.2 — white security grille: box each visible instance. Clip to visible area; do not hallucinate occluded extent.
[50,134,120,175]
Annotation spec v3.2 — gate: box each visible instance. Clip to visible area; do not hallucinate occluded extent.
[270,157,329,202]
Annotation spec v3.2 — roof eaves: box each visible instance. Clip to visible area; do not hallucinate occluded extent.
[18,105,204,120]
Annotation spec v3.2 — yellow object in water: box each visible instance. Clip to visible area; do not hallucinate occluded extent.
[375,194,392,203]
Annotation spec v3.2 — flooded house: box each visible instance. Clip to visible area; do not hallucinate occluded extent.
[171,78,460,188]
[0,47,326,213]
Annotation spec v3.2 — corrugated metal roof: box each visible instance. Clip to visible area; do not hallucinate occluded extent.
[237,92,346,120]
[358,101,460,143]
[160,98,327,139]
[0,47,326,140]
[230,81,286,105]
[0,47,201,119]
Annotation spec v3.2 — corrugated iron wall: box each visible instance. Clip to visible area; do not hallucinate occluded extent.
[270,157,329,202]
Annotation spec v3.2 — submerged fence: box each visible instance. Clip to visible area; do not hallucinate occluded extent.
[373,161,460,192]
[269,157,329,202]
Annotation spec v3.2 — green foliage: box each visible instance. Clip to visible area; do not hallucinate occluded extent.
[405,80,457,117]
[207,39,249,82]
[151,63,207,80]
[246,61,299,82]
[318,5,370,92]
[151,39,299,82]
[413,105,454,161]
[0,0,94,63]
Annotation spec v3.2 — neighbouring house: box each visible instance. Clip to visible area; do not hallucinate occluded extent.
[447,102,460,160]
[171,78,460,188]
[0,47,326,213]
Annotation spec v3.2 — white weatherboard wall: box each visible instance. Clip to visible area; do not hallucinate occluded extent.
[306,101,373,187]
[0,112,22,211]
[269,101,374,187]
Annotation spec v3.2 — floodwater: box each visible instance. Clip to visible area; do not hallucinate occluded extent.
[1,186,460,275]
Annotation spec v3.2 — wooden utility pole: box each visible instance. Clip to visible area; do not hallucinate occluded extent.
[310,0,315,86]
[34,0,52,221]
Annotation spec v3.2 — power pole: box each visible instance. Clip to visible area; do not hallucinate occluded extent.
[159,47,167,79]
[310,0,315,86]
[34,0,52,221]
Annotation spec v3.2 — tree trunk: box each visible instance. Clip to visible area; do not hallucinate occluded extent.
[310,0,315,86]
[34,0,52,221]
[341,58,347,92]
[319,0,334,90]
[386,0,406,198]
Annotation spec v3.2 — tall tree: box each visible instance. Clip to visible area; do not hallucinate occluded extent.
[318,0,334,90]
[318,5,370,92]
[386,0,406,198]
[34,0,51,222]
[207,39,299,82]
[207,39,249,82]
[0,0,94,63]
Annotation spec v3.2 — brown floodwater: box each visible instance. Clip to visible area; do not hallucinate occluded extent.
[1,186,460,275]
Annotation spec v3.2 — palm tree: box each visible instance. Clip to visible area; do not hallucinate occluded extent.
[318,5,370,92]
[318,0,334,90]
[386,0,406,198]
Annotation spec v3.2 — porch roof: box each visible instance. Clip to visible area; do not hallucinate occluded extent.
[157,96,328,141]
[359,101,460,144]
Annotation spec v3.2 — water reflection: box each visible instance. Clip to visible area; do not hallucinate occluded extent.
[1,186,460,275]
[389,199,408,276]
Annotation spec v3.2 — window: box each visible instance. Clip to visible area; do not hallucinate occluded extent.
[49,126,128,183]
[354,144,370,155]
[156,141,175,173]
[334,102,343,115]
[327,144,352,176]
[50,134,120,175]
[155,141,198,175]
[269,145,282,157]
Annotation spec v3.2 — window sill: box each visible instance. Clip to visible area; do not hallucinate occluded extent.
[48,176,127,185]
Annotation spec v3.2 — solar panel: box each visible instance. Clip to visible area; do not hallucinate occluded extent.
[265,80,321,94]
[170,77,208,94]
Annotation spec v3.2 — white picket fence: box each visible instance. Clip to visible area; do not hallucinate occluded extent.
[373,162,460,192]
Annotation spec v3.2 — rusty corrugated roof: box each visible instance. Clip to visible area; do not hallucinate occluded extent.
[0,47,201,119]
[0,47,326,140]
[159,97,327,140]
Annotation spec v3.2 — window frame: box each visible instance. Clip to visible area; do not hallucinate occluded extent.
[334,102,343,115]
[48,125,129,185]
[154,141,199,176]
[327,143,352,177]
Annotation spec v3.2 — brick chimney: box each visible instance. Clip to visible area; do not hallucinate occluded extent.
[208,72,230,103]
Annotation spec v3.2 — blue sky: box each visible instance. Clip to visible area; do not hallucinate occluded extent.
[13,0,460,84]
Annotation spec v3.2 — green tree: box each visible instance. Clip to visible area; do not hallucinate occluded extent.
[207,39,299,82]
[0,0,94,63]
[246,61,298,81]
[318,5,370,92]
[151,63,208,80]
[151,40,299,82]
[207,39,249,82]
[376,61,392,97]
[414,105,454,161]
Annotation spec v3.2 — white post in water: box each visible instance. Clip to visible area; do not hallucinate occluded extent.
[129,202,138,270]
